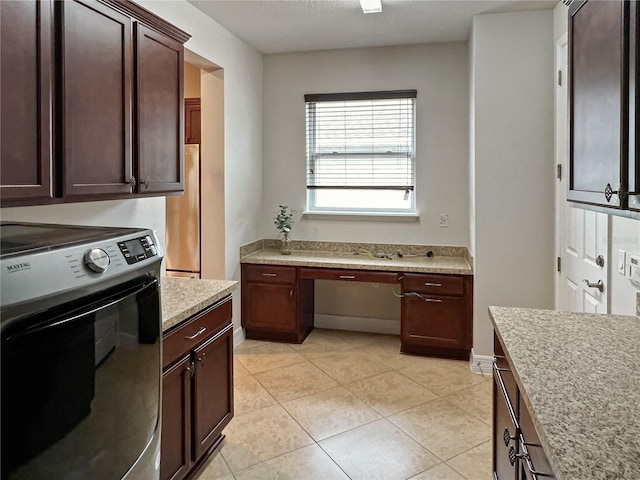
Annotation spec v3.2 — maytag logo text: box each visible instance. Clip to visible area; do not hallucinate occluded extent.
[6,262,31,273]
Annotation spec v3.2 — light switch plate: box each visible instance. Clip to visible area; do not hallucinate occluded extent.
[628,253,640,287]
[618,249,627,275]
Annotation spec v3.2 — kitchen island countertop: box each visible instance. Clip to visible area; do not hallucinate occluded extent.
[161,277,237,332]
[489,306,640,480]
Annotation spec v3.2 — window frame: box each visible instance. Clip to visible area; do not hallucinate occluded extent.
[304,90,418,215]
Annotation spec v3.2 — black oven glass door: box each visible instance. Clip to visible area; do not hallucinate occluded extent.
[1,277,160,480]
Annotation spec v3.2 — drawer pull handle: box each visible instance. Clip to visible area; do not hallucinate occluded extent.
[290,289,293,298]
[405,292,443,302]
[262,273,277,277]
[423,282,442,287]
[518,440,554,478]
[185,326,207,339]
[339,275,356,279]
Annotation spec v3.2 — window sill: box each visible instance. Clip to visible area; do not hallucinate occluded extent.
[302,210,419,222]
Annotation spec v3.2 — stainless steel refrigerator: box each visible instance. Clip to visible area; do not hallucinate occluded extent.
[165,144,200,278]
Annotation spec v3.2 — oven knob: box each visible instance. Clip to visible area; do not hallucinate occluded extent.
[85,248,111,273]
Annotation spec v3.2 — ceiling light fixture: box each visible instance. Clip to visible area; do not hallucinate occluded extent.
[359,0,382,14]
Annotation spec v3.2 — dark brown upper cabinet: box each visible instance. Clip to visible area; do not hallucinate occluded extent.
[185,98,201,144]
[60,0,134,199]
[569,0,630,210]
[628,1,640,212]
[0,1,54,203]
[136,24,184,194]
[0,0,190,207]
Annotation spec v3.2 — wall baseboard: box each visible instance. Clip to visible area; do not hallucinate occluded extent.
[233,326,246,348]
[469,349,493,377]
[314,314,400,335]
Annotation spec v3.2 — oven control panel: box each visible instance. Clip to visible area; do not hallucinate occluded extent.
[117,235,159,265]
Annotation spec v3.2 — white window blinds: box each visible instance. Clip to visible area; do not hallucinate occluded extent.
[305,90,416,191]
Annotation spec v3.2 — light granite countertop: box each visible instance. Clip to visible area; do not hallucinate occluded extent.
[161,277,237,332]
[241,249,472,275]
[489,306,640,480]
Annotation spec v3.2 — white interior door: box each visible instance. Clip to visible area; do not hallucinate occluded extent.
[555,34,609,314]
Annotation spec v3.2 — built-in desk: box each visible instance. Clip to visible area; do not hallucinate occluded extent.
[240,240,473,359]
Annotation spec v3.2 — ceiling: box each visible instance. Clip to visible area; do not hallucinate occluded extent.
[188,0,558,55]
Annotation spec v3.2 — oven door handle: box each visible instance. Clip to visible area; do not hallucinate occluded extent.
[8,278,158,338]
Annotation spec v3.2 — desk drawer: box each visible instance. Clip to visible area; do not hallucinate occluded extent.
[299,267,398,284]
[243,264,296,284]
[163,296,232,368]
[402,273,464,296]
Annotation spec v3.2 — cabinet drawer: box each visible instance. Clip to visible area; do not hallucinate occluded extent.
[494,334,518,409]
[243,264,296,284]
[299,267,398,283]
[402,273,464,296]
[519,399,554,479]
[163,297,232,369]
[493,372,519,480]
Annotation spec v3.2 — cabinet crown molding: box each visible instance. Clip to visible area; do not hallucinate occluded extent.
[100,0,191,44]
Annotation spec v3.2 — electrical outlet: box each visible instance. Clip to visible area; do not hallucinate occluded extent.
[440,214,449,227]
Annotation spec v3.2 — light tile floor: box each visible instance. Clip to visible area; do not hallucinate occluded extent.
[194,329,493,480]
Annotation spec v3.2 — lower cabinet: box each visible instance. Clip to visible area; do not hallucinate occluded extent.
[400,273,473,359]
[161,296,233,480]
[241,264,313,343]
[493,333,555,480]
[162,355,192,480]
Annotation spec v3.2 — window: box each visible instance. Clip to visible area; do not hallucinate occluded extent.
[305,90,417,214]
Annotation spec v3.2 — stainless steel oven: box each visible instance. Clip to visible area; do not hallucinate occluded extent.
[0,222,164,480]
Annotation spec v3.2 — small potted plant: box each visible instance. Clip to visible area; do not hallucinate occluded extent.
[274,205,295,255]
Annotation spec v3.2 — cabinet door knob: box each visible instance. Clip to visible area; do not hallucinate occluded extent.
[508,445,517,466]
[289,289,294,298]
[503,427,516,447]
[129,176,136,191]
[141,176,150,189]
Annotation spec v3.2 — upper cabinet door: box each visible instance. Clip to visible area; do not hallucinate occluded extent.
[185,98,201,144]
[136,24,184,194]
[0,0,54,203]
[627,2,640,211]
[60,0,134,199]
[568,0,630,208]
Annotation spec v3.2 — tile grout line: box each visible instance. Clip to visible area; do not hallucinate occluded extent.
[224,330,491,480]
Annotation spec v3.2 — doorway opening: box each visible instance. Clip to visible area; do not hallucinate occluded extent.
[165,54,225,280]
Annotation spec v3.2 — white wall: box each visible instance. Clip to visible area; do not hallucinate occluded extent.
[262,43,469,326]
[2,0,264,336]
[262,43,470,246]
[471,10,555,356]
[1,198,167,244]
